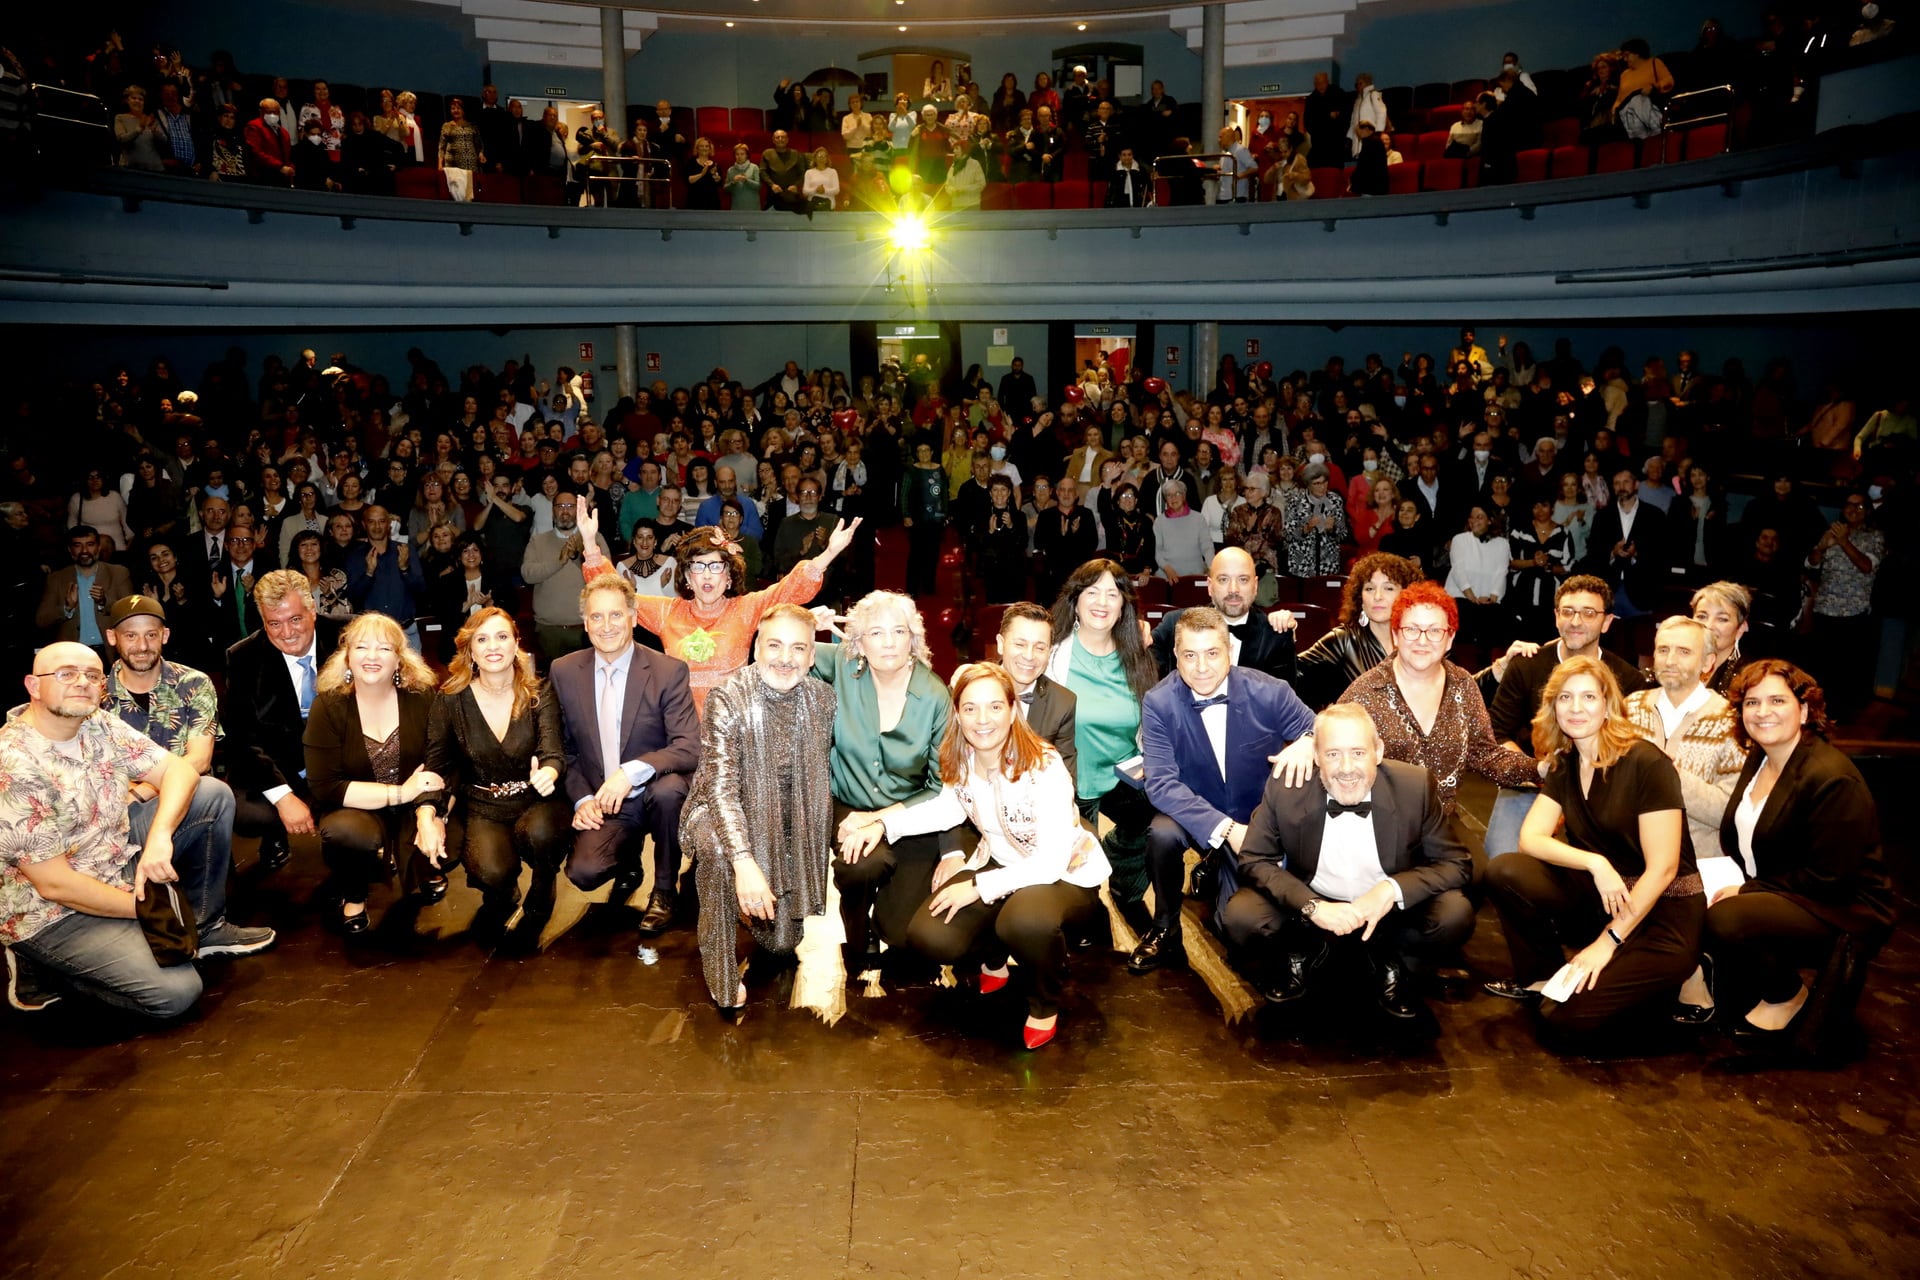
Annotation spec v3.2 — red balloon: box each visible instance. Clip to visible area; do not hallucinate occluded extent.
[1253,360,1273,379]
[930,605,962,630]
[1063,385,1086,404]
[1142,377,1168,395]
[831,408,859,431]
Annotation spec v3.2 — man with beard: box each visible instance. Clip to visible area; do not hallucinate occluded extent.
[1,643,270,1019]
[102,595,276,959]
[37,523,130,654]
[1150,548,1297,681]
[1130,608,1316,976]
[772,477,838,578]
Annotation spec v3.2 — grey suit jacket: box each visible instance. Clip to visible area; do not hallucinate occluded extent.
[35,562,135,644]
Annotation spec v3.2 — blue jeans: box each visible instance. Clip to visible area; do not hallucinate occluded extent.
[12,775,236,1019]
[1484,785,1539,859]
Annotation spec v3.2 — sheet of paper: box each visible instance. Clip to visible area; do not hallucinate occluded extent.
[1539,964,1583,1004]
[1698,855,1745,901]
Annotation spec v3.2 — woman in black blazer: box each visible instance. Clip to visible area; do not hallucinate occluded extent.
[1707,659,1895,1044]
[419,608,570,945]
[304,612,445,936]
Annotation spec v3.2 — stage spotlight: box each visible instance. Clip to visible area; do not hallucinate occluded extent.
[888,214,931,253]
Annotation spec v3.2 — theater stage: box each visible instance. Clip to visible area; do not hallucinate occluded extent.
[2,776,1915,1279]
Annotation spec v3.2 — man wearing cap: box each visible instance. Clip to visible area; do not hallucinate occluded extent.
[101,595,276,962]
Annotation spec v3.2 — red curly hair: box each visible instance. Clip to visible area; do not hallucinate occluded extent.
[1388,579,1459,636]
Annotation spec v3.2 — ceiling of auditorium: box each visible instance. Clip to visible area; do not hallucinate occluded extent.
[417,0,1415,69]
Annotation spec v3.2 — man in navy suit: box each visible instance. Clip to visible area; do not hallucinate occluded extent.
[553,574,701,937]
[1227,704,1473,1025]
[1130,606,1315,974]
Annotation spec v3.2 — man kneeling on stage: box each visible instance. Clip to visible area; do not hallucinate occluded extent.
[1224,703,1473,1026]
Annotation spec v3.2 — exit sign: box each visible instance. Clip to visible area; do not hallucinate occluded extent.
[544,85,568,97]
[1259,84,1284,93]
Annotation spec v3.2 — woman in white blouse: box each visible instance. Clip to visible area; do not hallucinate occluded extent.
[802,147,840,212]
[1443,503,1511,649]
[841,662,1110,1049]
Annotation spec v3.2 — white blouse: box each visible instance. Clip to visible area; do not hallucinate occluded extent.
[1444,532,1511,601]
[884,752,1109,903]
[1732,771,1765,878]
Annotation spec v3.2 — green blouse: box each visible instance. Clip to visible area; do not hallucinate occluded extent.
[1061,637,1142,799]
[812,643,951,811]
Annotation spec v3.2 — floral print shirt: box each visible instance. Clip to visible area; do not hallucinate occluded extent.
[0,706,168,943]
[105,659,222,756]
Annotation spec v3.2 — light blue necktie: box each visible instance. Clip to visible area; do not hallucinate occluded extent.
[297,655,316,719]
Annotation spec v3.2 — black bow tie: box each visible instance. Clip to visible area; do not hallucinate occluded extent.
[1326,799,1372,819]
[1192,694,1229,711]
[1019,690,1035,705]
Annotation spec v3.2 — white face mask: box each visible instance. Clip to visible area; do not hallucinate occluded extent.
[263,112,280,127]
[1257,115,1271,129]
[1362,459,1378,472]
[1863,3,1880,18]
[1474,449,1490,462]
[989,445,1006,461]
[1393,395,1407,408]
[1868,484,1884,500]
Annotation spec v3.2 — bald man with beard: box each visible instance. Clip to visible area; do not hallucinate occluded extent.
[1149,547,1299,681]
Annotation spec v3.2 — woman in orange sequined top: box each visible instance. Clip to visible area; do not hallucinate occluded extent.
[576,505,861,716]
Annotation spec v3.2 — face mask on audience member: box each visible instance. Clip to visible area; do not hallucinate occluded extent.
[264,111,280,127]
[1363,458,1378,472]
[1257,114,1272,130]
[1393,395,1407,407]
[1869,484,1884,500]
[1474,449,1490,462]
[989,445,1006,462]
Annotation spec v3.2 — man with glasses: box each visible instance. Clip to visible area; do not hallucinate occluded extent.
[771,478,837,579]
[2,643,270,1018]
[1482,575,1653,857]
[35,525,133,659]
[523,491,609,669]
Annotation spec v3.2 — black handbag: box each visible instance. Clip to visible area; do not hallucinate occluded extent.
[136,881,199,967]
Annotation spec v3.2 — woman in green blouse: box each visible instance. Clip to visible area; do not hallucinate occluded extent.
[817,590,953,968]
[1042,559,1161,914]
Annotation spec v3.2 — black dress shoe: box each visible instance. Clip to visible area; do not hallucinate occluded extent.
[1483,979,1543,1003]
[1375,960,1423,1021]
[516,869,558,937]
[1188,857,1220,905]
[607,868,644,909]
[1126,925,1186,974]
[1671,1001,1717,1027]
[418,874,449,904]
[1259,952,1315,1004]
[257,835,291,873]
[338,903,370,936]
[637,891,676,936]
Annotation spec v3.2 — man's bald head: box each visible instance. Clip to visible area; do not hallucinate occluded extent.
[1208,548,1259,621]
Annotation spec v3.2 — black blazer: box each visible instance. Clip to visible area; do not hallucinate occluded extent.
[551,643,701,806]
[1023,674,1078,787]
[1582,499,1668,607]
[1719,736,1895,934]
[302,687,436,815]
[1236,760,1471,912]
[1151,605,1297,683]
[221,618,344,798]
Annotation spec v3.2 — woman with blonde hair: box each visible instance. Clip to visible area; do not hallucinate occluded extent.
[842,662,1109,1049]
[419,608,569,945]
[1483,654,1705,1043]
[304,612,445,936]
[815,590,952,978]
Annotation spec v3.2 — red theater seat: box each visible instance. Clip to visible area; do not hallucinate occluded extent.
[1682,122,1728,159]
[1310,167,1343,198]
[1421,159,1464,191]
[730,107,765,133]
[1594,140,1636,173]
[395,167,451,200]
[1054,179,1093,209]
[1413,131,1449,161]
[473,172,523,204]
[1013,181,1054,210]
[980,183,1013,210]
[1549,144,1590,178]
[1387,162,1421,194]
[1412,81,1451,109]
[1515,149,1551,183]
[1541,118,1582,149]
[696,107,730,136]
[524,175,566,205]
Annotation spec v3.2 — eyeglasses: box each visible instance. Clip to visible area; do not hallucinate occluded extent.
[1396,625,1450,643]
[685,562,730,576]
[1555,606,1605,621]
[35,667,107,687]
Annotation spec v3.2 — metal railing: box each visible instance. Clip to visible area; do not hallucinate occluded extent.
[1151,151,1248,205]
[1657,83,1736,162]
[581,153,677,208]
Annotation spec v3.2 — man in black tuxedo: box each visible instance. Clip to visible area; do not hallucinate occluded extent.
[996,356,1036,413]
[1151,548,1298,682]
[220,570,342,872]
[555,574,701,936]
[1227,704,1474,1025]
[1581,467,1668,617]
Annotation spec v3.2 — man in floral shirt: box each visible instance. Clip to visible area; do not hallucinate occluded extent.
[2,641,272,1019]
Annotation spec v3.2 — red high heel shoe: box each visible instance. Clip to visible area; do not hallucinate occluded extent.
[979,965,1010,994]
[1022,1016,1057,1050]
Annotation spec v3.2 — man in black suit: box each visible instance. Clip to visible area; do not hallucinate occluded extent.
[1582,467,1668,618]
[1227,704,1474,1025]
[1140,79,1179,159]
[1302,72,1353,165]
[1451,429,1506,502]
[1151,548,1297,682]
[996,356,1037,412]
[221,570,341,873]
[555,574,701,936]
[206,525,265,656]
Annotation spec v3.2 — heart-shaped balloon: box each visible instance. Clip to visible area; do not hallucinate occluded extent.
[1142,377,1167,395]
[1063,385,1086,404]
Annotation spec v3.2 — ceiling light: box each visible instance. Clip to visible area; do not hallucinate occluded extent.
[898,24,907,30]
[725,20,734,26]
[1077,23,1088,31]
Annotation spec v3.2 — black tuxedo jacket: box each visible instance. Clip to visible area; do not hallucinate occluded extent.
[1582,499,1668,606]
[1023,674,1078,786]
[1151,606,1297,683]
[1719,736,1895,934]
[221,618,343,798]
[1235,760,1469,911]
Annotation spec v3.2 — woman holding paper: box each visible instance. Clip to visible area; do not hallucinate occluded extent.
[1481,656,1706,1043]
[1696,660,1895,1046]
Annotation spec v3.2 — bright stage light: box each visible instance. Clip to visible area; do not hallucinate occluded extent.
[888,214,931,253]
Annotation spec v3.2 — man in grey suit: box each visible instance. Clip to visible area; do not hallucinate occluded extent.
[1228,704,1473,1029]
[35,527,133,660]
[553,573,701,937]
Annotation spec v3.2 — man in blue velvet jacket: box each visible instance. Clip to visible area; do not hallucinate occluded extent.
[1129,606,1315,974]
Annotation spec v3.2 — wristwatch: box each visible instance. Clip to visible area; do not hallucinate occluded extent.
[1301,900,1319,919]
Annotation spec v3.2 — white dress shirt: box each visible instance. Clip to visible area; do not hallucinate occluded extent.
[262,634,321,804]
[1655,682,1712,742]
[1310,791,1393,904]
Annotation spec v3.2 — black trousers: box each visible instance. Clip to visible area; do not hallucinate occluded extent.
[832,797,943,953]
[1704,888,1839,1016]
[1144,812,1205,931]
[905,871,1097,1018]
[1078,785,1152,907]
[564,772,689,895]
[319,807,424,904]
[448,799,572,904]
[232,788,287,846]
[1485,854,1705,1038]
[1218,885,1474,989]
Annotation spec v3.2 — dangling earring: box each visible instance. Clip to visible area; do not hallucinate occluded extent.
[394,669,403,687]
[344,669,353,685]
